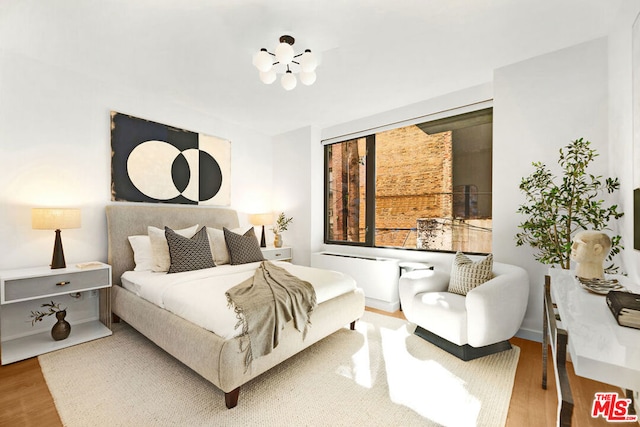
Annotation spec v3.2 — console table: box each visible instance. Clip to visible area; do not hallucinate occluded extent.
[542,269,640,426]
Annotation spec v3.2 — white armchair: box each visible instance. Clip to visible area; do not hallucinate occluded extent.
[399,262,529,360]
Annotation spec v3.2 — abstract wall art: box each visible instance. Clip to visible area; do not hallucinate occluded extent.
[111,112,231,205]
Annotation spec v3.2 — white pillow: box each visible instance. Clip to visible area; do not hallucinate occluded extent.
[206,226,252,265]
[127,235,153,271]
[148,224,199,272]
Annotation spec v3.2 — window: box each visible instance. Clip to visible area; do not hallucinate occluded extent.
[324,107,492,253]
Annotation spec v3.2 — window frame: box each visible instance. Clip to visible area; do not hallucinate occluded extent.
[324,135,375,247]
[323,106,493,254]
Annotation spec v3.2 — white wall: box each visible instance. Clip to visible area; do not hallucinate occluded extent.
[0,51,273,270]
[609,2,640,284]
[272,126,314,265]
[608,4,640,410]
[493,37,609,338]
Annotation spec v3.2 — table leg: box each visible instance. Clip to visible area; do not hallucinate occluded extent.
[542,275,549,390]
[626,389,637,415]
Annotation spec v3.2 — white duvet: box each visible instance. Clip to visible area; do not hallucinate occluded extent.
[120,261,357,339]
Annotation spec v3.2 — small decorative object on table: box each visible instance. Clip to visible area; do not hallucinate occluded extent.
[30,301,71,341]
[576,276,624,294]
[570,231,612,280]
[272,212,293,248]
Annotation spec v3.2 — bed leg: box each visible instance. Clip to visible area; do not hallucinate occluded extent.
[225,387,240,409]
[350,320,356,330]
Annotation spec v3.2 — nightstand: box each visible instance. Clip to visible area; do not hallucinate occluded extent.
[261,246,292,262]
[0,262,112,364]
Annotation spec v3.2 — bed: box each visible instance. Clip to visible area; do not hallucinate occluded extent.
[106,204,365,408]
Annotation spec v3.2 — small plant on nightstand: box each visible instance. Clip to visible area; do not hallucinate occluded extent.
[272,212,293,248]
[29,301,66,326]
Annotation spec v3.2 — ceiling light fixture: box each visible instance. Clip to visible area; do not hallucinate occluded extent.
[252,35,318,91]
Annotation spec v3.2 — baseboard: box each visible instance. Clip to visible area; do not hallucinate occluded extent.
[365,298,400,313]
[414,326,512,361]
[515,327,542,343]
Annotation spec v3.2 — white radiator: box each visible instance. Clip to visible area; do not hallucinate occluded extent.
[311,252,400,312]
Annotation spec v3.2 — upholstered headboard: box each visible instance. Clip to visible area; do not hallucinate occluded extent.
[106,204,240,284]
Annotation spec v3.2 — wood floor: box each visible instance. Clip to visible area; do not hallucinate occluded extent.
[0,309,637,426]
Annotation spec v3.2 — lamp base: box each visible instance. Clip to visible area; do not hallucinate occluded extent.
[51,229,66,269]
[260,225,266,248]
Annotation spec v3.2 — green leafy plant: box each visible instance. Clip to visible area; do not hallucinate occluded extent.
[272,212,293,234]
[515,138,623,273]
[30,301,66,326]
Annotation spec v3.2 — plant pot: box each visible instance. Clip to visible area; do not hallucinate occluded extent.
[51,310,71,341]
[274,234,282,248]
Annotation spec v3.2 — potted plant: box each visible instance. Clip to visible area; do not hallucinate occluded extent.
[30,301,71,341]
[272,212,293,248]
[515,138,623,273]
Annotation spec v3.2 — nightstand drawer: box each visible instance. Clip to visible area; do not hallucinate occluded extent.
[3,268,110,303]
[261,247,292,261]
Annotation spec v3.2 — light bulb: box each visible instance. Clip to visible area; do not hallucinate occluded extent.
[253,49,272,72]
[299,70,316,86]
[300,50,318,72]
[259,69,277,84]
[281,71,297,90]
[275,42,294,65]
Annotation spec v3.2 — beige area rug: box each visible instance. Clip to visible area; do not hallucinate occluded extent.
[39,311,519,427]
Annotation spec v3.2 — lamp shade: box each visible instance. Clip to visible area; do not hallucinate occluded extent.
[259,69,277,84]
[249,213,274,226]
[299,70,316,86]
[281,71,297,91]
[253,49,273,72]
[32,208,81,230]
[275,42,294,65]
[299,50,318,72]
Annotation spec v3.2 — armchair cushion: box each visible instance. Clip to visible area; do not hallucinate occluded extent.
[448,252,493,296]
[409,292,468,345]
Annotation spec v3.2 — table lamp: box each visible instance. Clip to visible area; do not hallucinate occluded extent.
[32,208,81,269]
[249,213,274,248]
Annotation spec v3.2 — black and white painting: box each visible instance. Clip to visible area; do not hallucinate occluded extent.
[111,112,231,205]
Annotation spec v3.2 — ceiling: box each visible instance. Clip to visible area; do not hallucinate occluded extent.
[0,0,628,136]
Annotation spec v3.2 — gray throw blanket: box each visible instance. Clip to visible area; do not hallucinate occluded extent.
[225,261,317,368]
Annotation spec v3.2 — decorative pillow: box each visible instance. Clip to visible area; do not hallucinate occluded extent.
[223,227,265,265]
[448,252,494,296]
[206,226,253,265]
[127,235,153,271]
[148,224,199,272]
[165,226,215,274]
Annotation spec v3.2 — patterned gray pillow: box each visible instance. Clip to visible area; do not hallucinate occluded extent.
[447,252,493,296]
[165,226,216,274]
[223,227,265,265]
